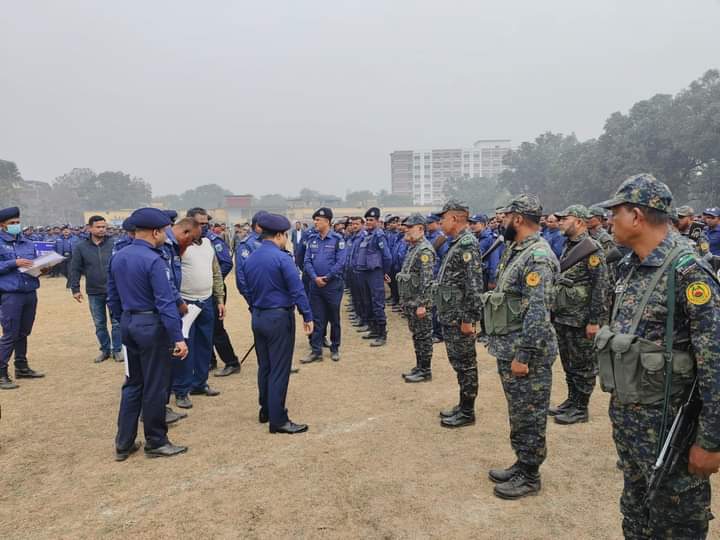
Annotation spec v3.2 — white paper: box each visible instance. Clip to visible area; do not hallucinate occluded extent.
[19,252,66,277]
[122,344,129,377]
[181,304,202,338]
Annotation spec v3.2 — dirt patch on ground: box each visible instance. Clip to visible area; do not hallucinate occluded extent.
[0,278,717,539]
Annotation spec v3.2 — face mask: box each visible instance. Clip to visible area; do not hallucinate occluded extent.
[6,224,21,236]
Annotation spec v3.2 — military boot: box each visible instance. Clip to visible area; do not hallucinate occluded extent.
[548,388,574,416]
[370,330,387,347]
[404,369,431,383]
[493,465,541,500]
[402,365,420,379]
[440,396,475,428]
[0,368,19,390]
[555,394,590,425]
[361,323,379,339]
[439,389,462,418]
[488,462,520,484]
[15,365,44,378]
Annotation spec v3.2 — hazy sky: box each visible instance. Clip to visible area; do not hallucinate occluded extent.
[2,0,719,197]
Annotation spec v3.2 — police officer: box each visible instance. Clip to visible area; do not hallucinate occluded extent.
[384,215,401,308]
[113,218,136,255]
[346,217,369,329]
[434,200,484,427]
[235,211,266,305]
[469,213,501,290]
[542,214,566,258]
[0,207,46,389]
[596,174,720,538]
[397,214,435,383]
[356,208,392,347]
[702,207,720,255]
[107,208,189,460]
[485,194,559,500]
[301,207,347,363]
[549,205,609,425]
[243,213,313,434]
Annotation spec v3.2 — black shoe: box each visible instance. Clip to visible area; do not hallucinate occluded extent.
[440,410,475,428]
[402,366,420,379]
[548,398,572,417]
[404,370,431,383]
[94,351,111,363]
[361,331,379,340]
[554,406,589,425]
[269,421,309,434]
[144,443,188,458]
[15,367,44,379]
[175,394,193,409]
[301,351,323,364]
[369,336,386,347]
[323,338,332,348]
[115,442,141,462]
[166,407,187,424]
[331,351,340,362]
[432,336,443,344]
[112,350,125,362]
[439,404,461,418]
[214,364,241,377]
[0,373,19,390]
[355,325,370,332]
[493,471,541,500]
[259,410,269,423]
[190,385,221,396]
[351,321,365,327]
[488,462,520,484]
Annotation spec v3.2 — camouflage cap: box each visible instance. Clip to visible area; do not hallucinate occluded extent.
[676,205,694,218]
[405,213,427,226]
[437,198,470,216]
[588,206,606,218]
[554,204,590,219]
[599,173,673,214]
[497,194,543,217]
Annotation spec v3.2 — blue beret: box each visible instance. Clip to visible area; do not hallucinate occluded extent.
[122,218,136,232]
[364,207,380,219]
[0,206,20,222]
[702,207,720,217]
[313,207,333,220]
[469,213,488,224]
[162,209,178,222]
[426,214,440,224]
[127,207,171,230]
[257,212,291,233]
[251,210,268,227]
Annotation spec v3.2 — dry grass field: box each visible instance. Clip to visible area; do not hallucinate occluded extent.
[0,277,717,539]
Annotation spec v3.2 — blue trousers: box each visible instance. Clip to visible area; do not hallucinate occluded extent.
[88,294,122,354]
[0,291,37,370]
[252,308,295,427]
[116,312,172,450]
[309,280,343,353]
[362,269,386,332]
[172,297,215,396]
[350,270,367,324]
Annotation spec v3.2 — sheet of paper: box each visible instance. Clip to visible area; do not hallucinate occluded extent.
[19,252,66,277]
[181,304,202,338]
[122,344,129,378]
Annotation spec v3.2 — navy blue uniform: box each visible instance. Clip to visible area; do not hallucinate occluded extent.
[245,240,312,427]
[206,231,233,278]
[477,228,501,288]
[707,224,720,256]
[108,239,184,451]
[235,231,262,303]
[355,228,391,335]
[0,231,40,372]
[542,228,566,259]
[347,231,368,325]
[303,231,347,354]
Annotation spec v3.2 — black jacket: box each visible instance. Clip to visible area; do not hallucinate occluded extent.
[70,236,115,296]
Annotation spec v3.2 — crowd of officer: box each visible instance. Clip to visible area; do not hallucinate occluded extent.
[2,174,720,537]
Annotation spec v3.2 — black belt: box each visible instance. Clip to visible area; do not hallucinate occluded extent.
[254,306,292,312]
[129,310,157,315]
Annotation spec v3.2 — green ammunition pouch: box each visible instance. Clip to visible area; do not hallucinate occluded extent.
[433,284,462,316]
[553,277,590,314]
[481,291,523,335]
[595,245,695,405]
[397,271,420,303]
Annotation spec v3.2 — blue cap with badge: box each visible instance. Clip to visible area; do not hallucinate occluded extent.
[257,213,291,233]
[127,208,171,230]
[0,206,20,222]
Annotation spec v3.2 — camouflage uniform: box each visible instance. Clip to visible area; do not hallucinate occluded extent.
[588,206,617,278]
[433,200,484,419]
[551,205,610,421]
[397,214,436,378]
[485,195,559,472]
[597,174,720,539]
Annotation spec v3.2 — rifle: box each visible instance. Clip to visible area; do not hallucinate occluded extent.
[559,236,600,273]
[481,235,505,262]
[645,378,701,506]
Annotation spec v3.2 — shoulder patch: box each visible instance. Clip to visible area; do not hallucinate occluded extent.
[532,249,549,258]
[462,251,472,262]
[686,281,711,306]
[460,235,474,246]
[241,249,250,258]
[214,243,223,252]
[420,253,430,263]
[338,240,345,249]
[526,271,541,287]
[588,254,600,268]
[700,241,710,251]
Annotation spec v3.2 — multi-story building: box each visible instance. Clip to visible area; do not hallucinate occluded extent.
[390,139,511,206]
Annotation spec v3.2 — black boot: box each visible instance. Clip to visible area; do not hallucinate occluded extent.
[548,387,574,416]
[555,393,590,425]
[488,461,520,484]
[0,367,18,390]
[404,369,431,383]
[361,323,379,339]
[15,364,45,379]
[493,463,541,500]
[439,389,462,418]
[370,329,387,347]
[440,396,475,428]
[402,365,420,379]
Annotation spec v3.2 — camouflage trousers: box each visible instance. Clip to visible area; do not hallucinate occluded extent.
[441,324,478,400]
[496,357,552,467]
[609,397,712,539]
[403,306,433,371]
[554,323,598,406]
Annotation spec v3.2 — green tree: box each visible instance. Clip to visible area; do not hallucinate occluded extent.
[178,183,232,209]
[0,159,21,205]
[376,189,413,207]
[444,176,510,214]
[344,190,376,207]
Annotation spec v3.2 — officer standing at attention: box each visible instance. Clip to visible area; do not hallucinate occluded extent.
[434,200,484,427]
[484,194,559,500]
[235,211,266,305]
[356,207,392,347]
[596,174,720,538]
[243,213,313,434]
[301,207,346,363]
[701,207,720,255]
[0,207,46,389]
[549,205,609,425]
[397,214,436,383]
[107,208,189,460]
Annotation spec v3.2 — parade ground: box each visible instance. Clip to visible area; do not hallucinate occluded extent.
[1,278,717,539]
